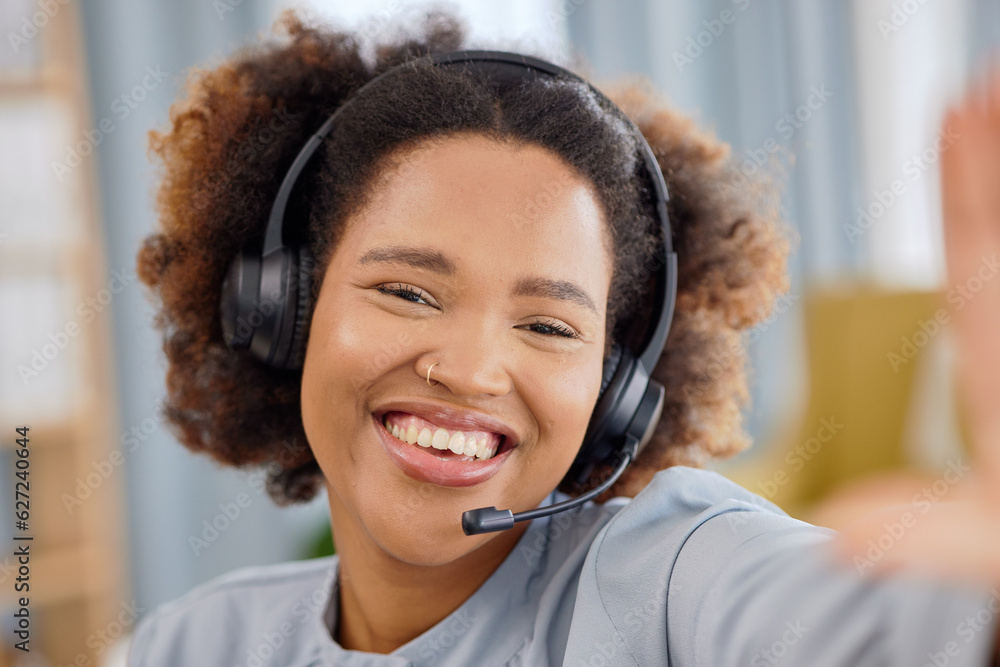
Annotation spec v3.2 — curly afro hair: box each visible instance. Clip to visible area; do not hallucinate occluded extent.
[137,8,791,505]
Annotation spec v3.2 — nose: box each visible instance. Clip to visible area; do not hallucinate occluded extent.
[416,318,513,397]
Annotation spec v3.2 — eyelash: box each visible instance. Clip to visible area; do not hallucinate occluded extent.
[376,282,432,306]
[374,283,580,339]
[529,318,579,339]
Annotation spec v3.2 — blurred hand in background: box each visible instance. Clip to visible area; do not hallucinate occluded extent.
[836,67,1000,589]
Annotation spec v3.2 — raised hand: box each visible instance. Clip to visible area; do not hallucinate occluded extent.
[834,67,1000,587]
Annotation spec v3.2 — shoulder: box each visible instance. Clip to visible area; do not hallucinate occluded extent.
[576,464,804,609]
[563,465,792,567]
[127,556,337,667]
[586,464,812,581]
[562,466,825,665]
[604,464,789,535]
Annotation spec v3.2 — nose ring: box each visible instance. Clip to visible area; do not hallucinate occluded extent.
[426,362,439,387]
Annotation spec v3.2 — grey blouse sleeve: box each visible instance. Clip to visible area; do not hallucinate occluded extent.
[666,507,1000,667]
[561,468,998,666]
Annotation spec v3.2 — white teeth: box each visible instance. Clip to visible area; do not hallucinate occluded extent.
[431,428,450,450]
[448,431,466,454]
[475,439,491,460]
[384,415,504,460]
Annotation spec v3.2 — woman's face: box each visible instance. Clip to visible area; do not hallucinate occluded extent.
[300,132,613,565]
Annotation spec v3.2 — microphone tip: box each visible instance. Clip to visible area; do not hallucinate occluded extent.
[462,506,515,535]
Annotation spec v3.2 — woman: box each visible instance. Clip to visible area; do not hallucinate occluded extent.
[128,8,1000,666]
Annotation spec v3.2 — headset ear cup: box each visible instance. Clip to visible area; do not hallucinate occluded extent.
[219,250,261,351]
[284,246,314,370]
[598,342,623,400]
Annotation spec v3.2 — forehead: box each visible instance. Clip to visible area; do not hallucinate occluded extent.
[339,133,612,276]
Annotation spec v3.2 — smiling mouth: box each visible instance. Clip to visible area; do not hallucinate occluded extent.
[379,411,508,462]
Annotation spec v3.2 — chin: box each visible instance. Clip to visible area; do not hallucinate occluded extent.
[365,506,495,566]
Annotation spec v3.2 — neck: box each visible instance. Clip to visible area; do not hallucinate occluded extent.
[328,503,528,654]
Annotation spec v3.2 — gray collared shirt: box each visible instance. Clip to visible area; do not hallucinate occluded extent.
[126,466,999,666]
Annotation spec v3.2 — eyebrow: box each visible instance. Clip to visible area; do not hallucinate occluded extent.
[357,243,598,314]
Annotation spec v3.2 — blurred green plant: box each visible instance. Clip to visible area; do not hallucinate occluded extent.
[304,520,335,559]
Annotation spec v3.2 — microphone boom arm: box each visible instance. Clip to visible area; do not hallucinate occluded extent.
[461,434,640,535]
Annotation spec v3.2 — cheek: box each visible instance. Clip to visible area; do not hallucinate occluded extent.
[300,282,429,487]
[299,290,381,472]
[303,290,413,408]
[527,355,604,469]
[301,308,356,432]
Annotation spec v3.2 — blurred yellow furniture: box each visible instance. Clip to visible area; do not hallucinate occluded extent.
[725,288,971,529]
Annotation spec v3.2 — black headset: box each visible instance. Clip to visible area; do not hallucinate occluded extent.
[219,50,678,532]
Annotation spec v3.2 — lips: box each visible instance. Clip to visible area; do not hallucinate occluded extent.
[372,410,518,487]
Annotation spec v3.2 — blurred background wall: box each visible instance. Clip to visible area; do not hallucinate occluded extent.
[0,0,998,664]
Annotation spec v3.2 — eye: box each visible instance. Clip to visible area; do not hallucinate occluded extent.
[375,284,578,338]
[522,318,580,339]
[375,282,434,307]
